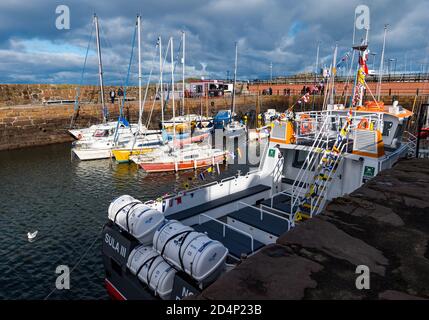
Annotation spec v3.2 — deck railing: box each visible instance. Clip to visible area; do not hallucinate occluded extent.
[198,213,255,253]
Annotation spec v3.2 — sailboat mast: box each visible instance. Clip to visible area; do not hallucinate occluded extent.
[137,15,143,131]
[171,37,176,145]
[231,41,238,118]
[94,14,106,123]
[377,25,388,101]
[182,31,185,117]
[315,42,320,83]
[159,36,164,126]
[330,44,338,105]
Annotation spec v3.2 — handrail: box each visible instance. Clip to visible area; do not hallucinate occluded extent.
[290,110,384,215]
[238,201,291,227]
[270,156,284,197]
[290,114,331,211]
[269,187,294,207]
[291,111,356,220]
[199,213,255,252]
[260,204,293,221]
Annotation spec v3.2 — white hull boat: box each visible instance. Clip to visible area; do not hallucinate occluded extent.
[102,101,415,299]
[130,143,225,173]
[72,125,138,161]
[224,121,247,138]
[100,13,418,302]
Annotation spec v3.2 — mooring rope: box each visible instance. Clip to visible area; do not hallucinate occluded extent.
[43,227,103,300]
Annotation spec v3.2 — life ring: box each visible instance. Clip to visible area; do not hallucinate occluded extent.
[300,114,313,134]
[357,118,370,130]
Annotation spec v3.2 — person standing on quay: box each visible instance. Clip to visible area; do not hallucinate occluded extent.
[109,89,116,104]
[117,87,124,104]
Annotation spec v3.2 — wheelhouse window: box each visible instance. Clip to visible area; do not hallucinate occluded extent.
[382,121,393,136]
[394,124,404,140]
[93,129,109,137]
[292,150,318,170]
[292,150,307,168]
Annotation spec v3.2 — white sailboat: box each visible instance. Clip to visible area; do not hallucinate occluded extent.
[69,121,132,140]
[72,15,162,161]
[162,32,213,131]
[131,37,225,172]
[224,42,246,138]
[69,14,134,140]
[111,17,166,163]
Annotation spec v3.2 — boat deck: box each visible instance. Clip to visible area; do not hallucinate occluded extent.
[228,208,290,237]
[261,193,295,214]
[193,202,292,259]
[169,184,271,221]
[193,220,265,258]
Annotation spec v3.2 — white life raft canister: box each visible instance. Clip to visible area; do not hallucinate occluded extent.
[108,195,164,245]
[127,245,176,300]
[153,220,228,283]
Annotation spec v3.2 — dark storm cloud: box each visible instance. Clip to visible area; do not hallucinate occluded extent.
[0,0,428,84]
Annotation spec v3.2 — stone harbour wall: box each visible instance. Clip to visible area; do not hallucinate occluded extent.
[1,83,428,107]
[0,81,421,151]
[0,95,289,151]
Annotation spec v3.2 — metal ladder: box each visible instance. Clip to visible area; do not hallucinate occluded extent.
[262,114,334,227]
[403,130,417,158]
[295,143,346,219]
[290,112,352,221]
[289,114,333,216]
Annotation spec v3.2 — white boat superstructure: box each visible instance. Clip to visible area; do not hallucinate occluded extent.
[144,103,414,245]
[263,108,280,124]
[224,120,247,138]
[69,121,119,140]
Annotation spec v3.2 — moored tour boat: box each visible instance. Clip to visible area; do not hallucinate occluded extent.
[101,20,419,299]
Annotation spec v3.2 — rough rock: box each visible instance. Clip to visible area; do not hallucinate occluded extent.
[194,158,429,300]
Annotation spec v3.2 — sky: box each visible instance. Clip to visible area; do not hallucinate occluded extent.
[0,0,428,85]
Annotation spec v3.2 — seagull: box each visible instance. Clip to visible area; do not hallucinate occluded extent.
[27,231,38,242]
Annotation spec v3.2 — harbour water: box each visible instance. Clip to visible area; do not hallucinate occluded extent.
[0,142,251,299]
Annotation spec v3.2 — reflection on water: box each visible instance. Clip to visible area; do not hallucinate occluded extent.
[0,142,252,299]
